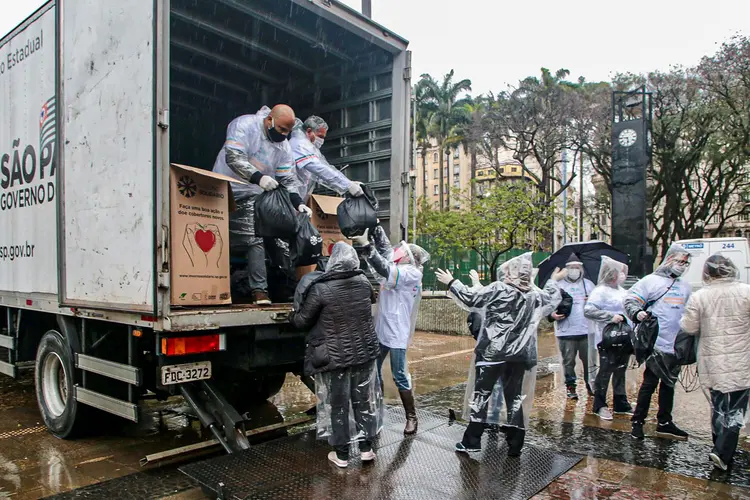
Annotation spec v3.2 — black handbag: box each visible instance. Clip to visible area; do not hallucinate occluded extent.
[601,322,634,352]
[630,279,676,365]
[673,331,697,365]
[631,315,659,365]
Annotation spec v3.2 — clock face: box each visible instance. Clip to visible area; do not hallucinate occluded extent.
[619,128,637,147]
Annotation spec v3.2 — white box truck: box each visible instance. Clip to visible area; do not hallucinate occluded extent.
[0,0,411,453]
[675,237,750,290]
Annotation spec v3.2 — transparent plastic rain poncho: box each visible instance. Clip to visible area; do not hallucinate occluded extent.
[679,254,750,442]
[366,226,430,350]
[446,253,562,429]
[289,119,353,203]
[314,360,384,447]
[583,257,631,379]
[309,243,384,446]
[624,243,693,386]
[211,107,301,251]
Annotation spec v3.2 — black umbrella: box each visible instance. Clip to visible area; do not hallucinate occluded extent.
[537,241,628,287]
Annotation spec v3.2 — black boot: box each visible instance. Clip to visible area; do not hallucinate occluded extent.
[399,389,418,435]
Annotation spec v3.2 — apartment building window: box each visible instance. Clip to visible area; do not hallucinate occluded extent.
[433,185,439,195]
[454,179,460,188]
[433,152,438,163]
[511,166,518,173]
[443,167,448,177]
[499,167,505,174]
[740,212,750,222]
[433,169,438,179]
[453,165,460,175]
[453,148,460,159]
[478,171,485,177]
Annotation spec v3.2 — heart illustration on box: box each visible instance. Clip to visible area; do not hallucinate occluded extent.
[195,228,216,253]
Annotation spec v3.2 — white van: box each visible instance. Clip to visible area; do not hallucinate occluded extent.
[674,237,750,290]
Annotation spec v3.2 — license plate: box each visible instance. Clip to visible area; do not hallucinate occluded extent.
[161,361,212,386]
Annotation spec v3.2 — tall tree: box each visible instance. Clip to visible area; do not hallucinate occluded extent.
[482,68,580,248]
[415,70,472,211]
[420,181,552,280]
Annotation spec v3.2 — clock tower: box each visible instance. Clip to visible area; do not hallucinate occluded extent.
[611,86,653,277]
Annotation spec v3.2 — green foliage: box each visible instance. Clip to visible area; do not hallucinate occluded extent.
[419,182,552,280]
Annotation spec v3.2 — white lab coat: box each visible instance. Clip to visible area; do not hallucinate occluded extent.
[554,278,594,338]
[212,106,297,200]
[374,264,423,349]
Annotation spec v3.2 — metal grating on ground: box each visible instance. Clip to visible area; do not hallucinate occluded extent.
[43,467,199,500]
[0,425,46,439]
[180,407,583,500]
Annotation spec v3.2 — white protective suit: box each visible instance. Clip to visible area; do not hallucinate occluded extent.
[554,277,594,338]
[624,244,692,355]
[289,120,353,202]
[585,257,631,348]
[366,226,428,349]
[212,107,302,251]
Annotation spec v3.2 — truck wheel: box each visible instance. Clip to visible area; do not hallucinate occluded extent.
[35,330,85,438]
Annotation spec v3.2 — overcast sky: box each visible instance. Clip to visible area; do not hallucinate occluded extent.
[3,0,748,96]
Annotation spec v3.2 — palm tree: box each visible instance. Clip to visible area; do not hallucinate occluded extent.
[414,85,434,205]
[416,70,472,210]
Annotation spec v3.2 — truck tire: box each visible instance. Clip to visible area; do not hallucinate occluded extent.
[35,330,86,438]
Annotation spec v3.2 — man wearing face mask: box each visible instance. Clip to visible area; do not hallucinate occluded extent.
[288,116,364,203]
[624,243,693,440]
[213,104,311,305]
[551,254,595,399]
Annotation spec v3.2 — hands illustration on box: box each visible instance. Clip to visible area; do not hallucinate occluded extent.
[182,223,223,268]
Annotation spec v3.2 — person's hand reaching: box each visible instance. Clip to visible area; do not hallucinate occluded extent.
[436,268,455,286]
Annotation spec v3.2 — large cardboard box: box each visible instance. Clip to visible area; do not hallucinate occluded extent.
[308,194,351,256]
[169,163,245,306]
[294,194,350,280]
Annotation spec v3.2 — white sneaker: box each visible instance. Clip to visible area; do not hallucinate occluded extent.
[328,451,348,468]
[360,450,376,462]
[596,408,613,421]
[709,452,728,471]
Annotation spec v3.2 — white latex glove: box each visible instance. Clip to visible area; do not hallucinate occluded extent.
[612,314,625,323]
[636,311,649,322]
[348,182,364,197]
[298,204,312,218]
[351,228,369,246]
[551,267,568,281]
[436,268,455,286]
[469,270,481,287]
[258,175,279,191]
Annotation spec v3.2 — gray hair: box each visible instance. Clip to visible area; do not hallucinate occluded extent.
[303,115,329,134]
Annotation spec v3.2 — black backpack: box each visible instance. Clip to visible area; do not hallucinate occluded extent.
[601,322,634,352]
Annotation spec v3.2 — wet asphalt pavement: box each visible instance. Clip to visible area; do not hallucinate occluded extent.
[0,330,748,499]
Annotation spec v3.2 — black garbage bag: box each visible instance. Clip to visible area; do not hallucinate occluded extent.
[337,184,378,238]
[547,289,573,322]
[631,315,659,365]
[254,187,299,239]
[291,215,323,267]
[673,331,697,365]
[264,238,297,303]
[600,322,634,353]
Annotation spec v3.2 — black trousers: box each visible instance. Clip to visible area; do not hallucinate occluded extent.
[632,364,674,425]
[710,389,750,466]
[593,349,629,413]
[330,363,378,460]
[462,362,527,452]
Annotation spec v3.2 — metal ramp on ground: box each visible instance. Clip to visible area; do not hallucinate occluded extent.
[179,408,583,500]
